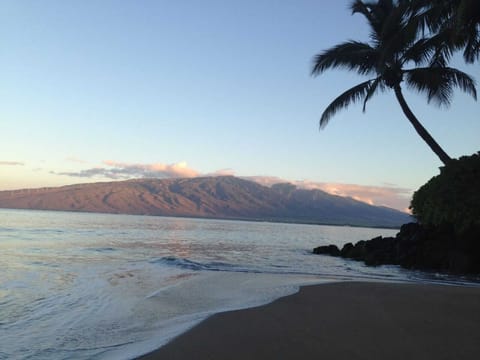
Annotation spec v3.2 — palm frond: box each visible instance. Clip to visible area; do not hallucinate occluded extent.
[363,77,385,112]
[402,33,452,66]
[416,0,480,64]
[311,41,378,76]
[350,0,377,23]
[365,1,418,72]
[379,1,410,42]
[417,0,453,33]
[405,67,477,106]
[464,36,480,63]
[460,19,480,63]
[402,38,434,65]
[429,40,454,67]
[320,79,377,128]
[351,0,385,36]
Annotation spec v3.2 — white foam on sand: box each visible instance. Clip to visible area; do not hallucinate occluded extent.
[98,271,334,360]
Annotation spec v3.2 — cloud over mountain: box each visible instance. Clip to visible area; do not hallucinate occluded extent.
[246,176,412,212]
[53,160,411,211]
[56,161,199,179]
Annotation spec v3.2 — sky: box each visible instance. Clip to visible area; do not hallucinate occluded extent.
[1,0,479,212]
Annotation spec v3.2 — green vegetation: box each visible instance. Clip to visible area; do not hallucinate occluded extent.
[311,0,477,165]
[411,152,480,234]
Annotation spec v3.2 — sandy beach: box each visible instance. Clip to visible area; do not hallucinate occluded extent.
[137,281,480,360]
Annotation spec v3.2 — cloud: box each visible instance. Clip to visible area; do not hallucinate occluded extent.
[0,161,24,166]
[312,182,412,211]
[205,168,236,176]
[56,161,200,180]
[103,160,199,178]
[245,176,412,212]
[245,175,284,187]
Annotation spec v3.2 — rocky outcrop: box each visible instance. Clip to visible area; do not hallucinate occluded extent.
[313,223,480,274]
[312,244,340,256]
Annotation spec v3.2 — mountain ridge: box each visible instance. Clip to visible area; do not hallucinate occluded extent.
[0,176,410,227]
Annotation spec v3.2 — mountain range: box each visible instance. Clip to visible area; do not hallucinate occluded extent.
[0,176,410,227]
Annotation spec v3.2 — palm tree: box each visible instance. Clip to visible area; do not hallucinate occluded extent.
[416,0,480,64]
[312,0,477,165]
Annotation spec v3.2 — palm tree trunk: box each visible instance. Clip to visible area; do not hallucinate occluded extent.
[393,85,452,165]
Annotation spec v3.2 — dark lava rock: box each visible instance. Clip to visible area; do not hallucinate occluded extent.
[340,243,354,257]
[313,222,480,275]
[341,240,366,261]
[313,244,341,256]
[364,236,397,266]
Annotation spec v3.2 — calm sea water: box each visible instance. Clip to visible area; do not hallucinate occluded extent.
[1,209,478,359]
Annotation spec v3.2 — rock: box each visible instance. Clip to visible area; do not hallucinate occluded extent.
[340,243,354,257]
[313,221,480,274]
[448,251,474,274]
[348,240,367,260]
[364,236,396,266]
[313,244,341,256]
[397,222,421,242]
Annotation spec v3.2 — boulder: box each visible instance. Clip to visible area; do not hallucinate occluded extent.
[313,244,341,256]
[364,236,396,266]
[340,242,354,257]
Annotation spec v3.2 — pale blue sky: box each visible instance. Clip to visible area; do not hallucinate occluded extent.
[1,0,479,211]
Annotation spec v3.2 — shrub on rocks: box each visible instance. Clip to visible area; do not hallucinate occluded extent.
[410,152,480,235]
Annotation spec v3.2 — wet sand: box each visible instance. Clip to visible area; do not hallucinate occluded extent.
[137,281,480,360]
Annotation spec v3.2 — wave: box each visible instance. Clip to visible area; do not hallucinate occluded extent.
[149,256,248,273]
[148,256,480,287]
[148,256,398,280]
[86,247,117,252]
[148,255,403,279]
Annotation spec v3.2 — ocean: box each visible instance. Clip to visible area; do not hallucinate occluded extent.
[1,209,478,359]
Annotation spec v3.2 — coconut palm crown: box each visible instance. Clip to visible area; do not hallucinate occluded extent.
[416,0,480,64]
[312,0,477,165]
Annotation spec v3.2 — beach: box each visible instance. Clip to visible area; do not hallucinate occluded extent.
[138,281,480,360]
[3,210,479,359]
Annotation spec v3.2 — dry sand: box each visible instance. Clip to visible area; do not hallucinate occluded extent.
[137,281,480,360]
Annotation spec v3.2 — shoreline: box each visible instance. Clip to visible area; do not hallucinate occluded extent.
[136,281,480,360]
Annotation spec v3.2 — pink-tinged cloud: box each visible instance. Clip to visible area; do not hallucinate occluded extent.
[0,161,24,166]
[102,160,199,178]
[245,176,412,212]
[56,161,200,180]
[205,168,236,176]
[311,182,411,210]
